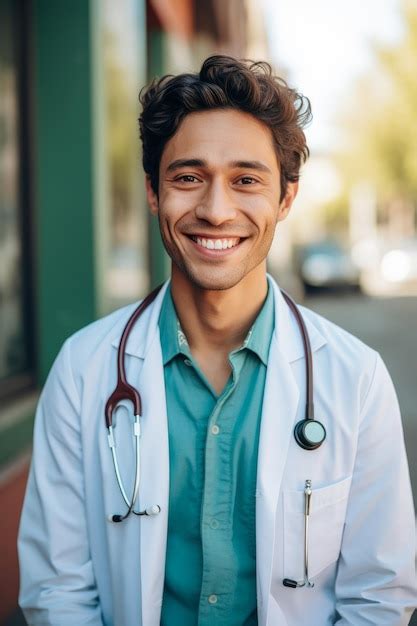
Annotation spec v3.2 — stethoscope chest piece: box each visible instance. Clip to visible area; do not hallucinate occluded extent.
[294,418,326,451]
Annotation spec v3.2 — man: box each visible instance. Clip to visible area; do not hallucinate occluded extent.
[19,55,416,625]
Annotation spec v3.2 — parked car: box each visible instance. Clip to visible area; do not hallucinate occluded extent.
[294,240,361,294]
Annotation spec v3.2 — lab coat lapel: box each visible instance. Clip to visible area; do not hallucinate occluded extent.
[256,329,300,624]
[256,278,326,625]
[137,331,169,626]
[110,282,170,626]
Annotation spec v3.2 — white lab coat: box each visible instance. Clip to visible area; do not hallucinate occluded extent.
[18,277,416,625]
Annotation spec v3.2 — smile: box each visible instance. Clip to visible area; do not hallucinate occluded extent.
[190,236,241,250]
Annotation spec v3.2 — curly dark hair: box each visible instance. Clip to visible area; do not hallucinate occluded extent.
[139,55,312,201]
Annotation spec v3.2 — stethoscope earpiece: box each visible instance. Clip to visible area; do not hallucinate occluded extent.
[294,418,326,451]
[283,577,314,589]
[283,578,299,588]
[108,504,161,523]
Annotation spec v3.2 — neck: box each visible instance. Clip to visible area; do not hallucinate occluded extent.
[170,264,268,355]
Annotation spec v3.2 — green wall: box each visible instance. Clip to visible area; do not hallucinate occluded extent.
[33,1,97,381]
[33,0,166,381]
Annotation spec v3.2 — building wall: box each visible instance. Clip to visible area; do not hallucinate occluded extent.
[0,1,149,620]
[0,0,269,621]
[34,0,98,381]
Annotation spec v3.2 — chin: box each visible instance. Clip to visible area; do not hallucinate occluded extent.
[179,263,250,291]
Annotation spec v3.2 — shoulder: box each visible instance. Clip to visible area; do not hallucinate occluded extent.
[297,304,380,407]
[50,299,148,390]
[270,276,377,374]
[66,300,141,360]
[299,303,376,362]
[59,281,170,378]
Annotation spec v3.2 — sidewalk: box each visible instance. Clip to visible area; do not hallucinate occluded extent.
[0,453,30,625]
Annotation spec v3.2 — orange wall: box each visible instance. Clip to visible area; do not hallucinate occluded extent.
[0,465,29,622]
[148,0,194,39]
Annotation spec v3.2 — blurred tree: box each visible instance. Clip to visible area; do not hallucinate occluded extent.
[104,29,139,244]
[366,1,417,199]
[322,193,350,236]
[337,0,417,237]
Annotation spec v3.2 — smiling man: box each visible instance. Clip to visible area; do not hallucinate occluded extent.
[146,105,296,398]
[19,56,416,626]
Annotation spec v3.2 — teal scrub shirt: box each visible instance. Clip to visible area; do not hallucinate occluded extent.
[159,284,275,626]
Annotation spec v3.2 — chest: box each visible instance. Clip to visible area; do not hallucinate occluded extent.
[163,352,268,485]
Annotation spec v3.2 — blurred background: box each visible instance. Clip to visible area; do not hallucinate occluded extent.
[0,0,416,623]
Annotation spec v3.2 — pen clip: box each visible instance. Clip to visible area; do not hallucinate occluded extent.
[304,479,312,516]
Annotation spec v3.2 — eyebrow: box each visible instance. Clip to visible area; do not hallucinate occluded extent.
[166,158,205,172]
[165,158,272,174]
[230,160,272,174]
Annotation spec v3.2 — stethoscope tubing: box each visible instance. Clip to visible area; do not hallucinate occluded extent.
[280,291,315,420]
[108,416,141,513]
[105,283,326,565]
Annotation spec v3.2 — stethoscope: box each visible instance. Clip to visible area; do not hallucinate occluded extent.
[105,283,326,589]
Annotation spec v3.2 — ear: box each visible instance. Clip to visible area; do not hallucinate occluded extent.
[145,176,159,215]
[277,181,298,222]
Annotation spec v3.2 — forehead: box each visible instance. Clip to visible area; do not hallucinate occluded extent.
[160,108,279,171]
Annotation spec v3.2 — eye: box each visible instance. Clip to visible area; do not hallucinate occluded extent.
[236,176,257,185]
[175,175,200,183]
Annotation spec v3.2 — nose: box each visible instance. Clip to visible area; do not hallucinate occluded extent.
[195,178,238,226]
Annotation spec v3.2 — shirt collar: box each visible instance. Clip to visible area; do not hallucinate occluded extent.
[158,282,274,366]
[159,288,191,365]
[241,281,274,365]
[112,275,327,362]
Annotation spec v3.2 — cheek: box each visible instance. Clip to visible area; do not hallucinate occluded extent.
[157,199,190,244]
[242,189,279,213]
[159,189,193,220]
[245,199,279,232]
[157,200,178,228]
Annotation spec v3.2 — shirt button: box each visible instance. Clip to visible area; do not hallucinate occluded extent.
[208,594,218,604]
[184,359,192,366]
[210,518,219,529]
[211,424,220,435]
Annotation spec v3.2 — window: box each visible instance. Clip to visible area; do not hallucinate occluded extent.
[0,0,34,401]
[103,0,149,311]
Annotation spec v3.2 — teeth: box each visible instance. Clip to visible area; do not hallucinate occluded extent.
[195,237,240,250]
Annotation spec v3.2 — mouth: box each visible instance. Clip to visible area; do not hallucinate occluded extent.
[187,235,243,251]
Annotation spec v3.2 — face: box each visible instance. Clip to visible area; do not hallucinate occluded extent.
[146,108,298,291]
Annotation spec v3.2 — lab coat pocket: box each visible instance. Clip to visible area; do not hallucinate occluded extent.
[283,475,352,580]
